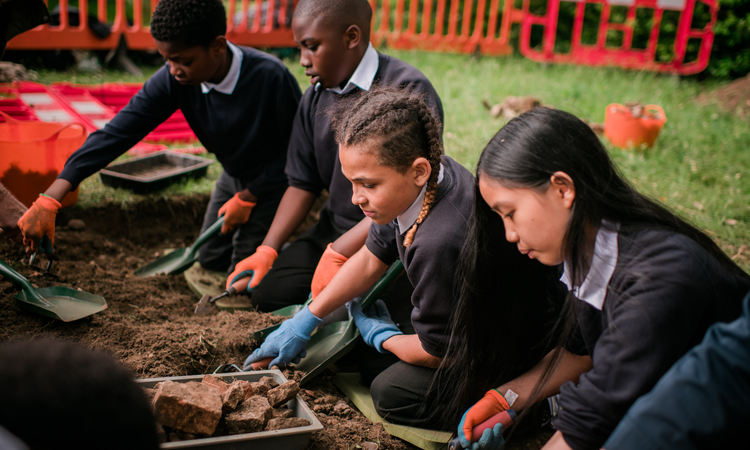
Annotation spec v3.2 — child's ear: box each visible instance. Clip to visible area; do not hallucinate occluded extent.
[210,36,228,55]
[412,157,432,187]
[550,171,575,208]
[344,25,362,50]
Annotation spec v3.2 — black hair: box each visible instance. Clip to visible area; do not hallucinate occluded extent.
[445,107,749,428]
[332,86,442,246]
[0,339,159,450]
[293,0,372,36]
[150,0,227,47]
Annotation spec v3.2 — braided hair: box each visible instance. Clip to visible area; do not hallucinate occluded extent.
[150,0,227,47]
[332,87,443,247]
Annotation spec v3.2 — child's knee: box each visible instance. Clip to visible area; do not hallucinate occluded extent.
[371,374,402,417]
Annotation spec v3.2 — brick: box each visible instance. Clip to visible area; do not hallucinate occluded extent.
[249,376,277,396]
[264,417,310,431]
[267,381,300,407]
[201,374,229,393]
[221,381,248,413]
[271,408,294,419]
[225,395,273,434]
[153,381,222,436]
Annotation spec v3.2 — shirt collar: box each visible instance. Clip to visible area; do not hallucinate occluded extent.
[316,42,379,94]
[560,222,619,310]
[397,164,445,235]
[201,42,243,95]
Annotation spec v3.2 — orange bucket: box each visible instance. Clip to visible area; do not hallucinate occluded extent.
[604,104,667,149]
[0,112,86,208]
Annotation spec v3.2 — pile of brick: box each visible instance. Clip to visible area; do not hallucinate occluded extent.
[144,375,310,442]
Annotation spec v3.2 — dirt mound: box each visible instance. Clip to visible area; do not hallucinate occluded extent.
[696,74,750,116]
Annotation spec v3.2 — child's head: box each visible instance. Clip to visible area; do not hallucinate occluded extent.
[292,0,372,89]
[333,88,443,246]
[0,339,159,450]
[150,0,229,86]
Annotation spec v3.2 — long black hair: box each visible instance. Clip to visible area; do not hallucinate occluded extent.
[434,107,748,429]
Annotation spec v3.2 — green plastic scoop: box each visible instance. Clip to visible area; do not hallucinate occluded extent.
[0,259,107,322]
[135,216,224,277]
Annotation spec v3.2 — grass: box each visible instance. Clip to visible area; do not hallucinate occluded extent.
[31,49,750,268]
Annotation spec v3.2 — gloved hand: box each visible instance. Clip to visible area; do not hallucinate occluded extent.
[243,305,322,370]
[218,192,256,234]
[459,390,510,448]
[227,245,278,290]
[347,299,403,353]
[17,194,60,254]
[457,417,505,450]
[311,243,349,298]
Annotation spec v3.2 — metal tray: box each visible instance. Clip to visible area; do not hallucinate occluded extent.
[99,150,213,194]
[136,370,323,450]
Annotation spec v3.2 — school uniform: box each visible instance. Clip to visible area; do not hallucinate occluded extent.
[553,225,750,450]
[604,291,750,450]
[58,43,302,272]
[250,43,443,311]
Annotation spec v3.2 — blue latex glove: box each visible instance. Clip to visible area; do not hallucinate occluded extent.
[347,299,403,353]
[243,305,322,370]
[457,410,506,450]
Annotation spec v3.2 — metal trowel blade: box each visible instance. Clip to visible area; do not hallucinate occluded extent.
[194,294,213,314]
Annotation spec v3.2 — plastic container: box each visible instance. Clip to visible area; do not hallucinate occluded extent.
[136,369,323,450]
[0,112,84,207]
[99,150,213,194]
[604,104,667,149]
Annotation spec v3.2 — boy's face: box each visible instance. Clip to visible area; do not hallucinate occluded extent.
[292,15,362,89]
[155,38,226,86]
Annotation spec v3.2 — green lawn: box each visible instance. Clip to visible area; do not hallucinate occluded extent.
[33,50,750,268]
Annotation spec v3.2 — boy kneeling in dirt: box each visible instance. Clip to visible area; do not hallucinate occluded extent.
[18,0,302,275]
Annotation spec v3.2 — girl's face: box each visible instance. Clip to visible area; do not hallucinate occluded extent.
[478,172,575,266]
[339,144,431,226]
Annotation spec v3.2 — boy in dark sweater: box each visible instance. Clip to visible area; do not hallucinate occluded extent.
[227,0,443,311]
[17,0,302,273]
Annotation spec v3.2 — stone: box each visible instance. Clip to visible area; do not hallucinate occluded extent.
[249,376,277,396]
[225,395,273,434]
[271,408,294,419]
[264,417,310,431]
[221,380,250,413]
[67,219,86,231]
[152,381,222,436]
[267,380,300,407]
[201,374,229,393]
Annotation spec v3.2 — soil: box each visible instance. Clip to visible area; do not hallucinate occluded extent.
[696,73,750,117]
[0,195,551,450]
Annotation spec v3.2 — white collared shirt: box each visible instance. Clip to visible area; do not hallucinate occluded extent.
[560,222,620,310]
[316,42,379,94]
[201,42,243,95]
[396,164,445,234]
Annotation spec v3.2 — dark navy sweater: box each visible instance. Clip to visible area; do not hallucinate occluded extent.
[58,45,302,199]
[555,228,750,450]
[285,51,443,230]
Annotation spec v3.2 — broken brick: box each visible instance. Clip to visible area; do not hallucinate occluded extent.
[225,395,273,434]
[267,380,300,407]
[271,408,294,419]
[201,374,229,393]
[221,380,248,413]
[249,376,277,396]
[264,417,310,431]
[153,381,222,436]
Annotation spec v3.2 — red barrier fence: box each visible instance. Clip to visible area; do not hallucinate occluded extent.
[5,0,717,74]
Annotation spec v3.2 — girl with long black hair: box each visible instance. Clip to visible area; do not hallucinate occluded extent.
[446,107,750,450]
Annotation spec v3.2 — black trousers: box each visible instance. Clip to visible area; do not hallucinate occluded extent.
[251,204,349,312]
[197,171,286,274]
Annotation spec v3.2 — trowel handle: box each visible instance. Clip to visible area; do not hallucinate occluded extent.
[248,357,274,370]
[186,216,225,259]
[447,409,517,450]
[209,277,252,305]
[0,259,54,307]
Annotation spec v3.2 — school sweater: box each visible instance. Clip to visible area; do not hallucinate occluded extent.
[604,292,750,450]
[58,45,302,199]
[285,51,444,230]
[365,156,472,357]
[554,227,750,450]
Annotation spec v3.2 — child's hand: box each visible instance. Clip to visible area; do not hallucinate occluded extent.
[459,390,510,447]
[218,192,256,234]
[311,243,349,298]
[243,305,322,369]
[17,194,60,254]
[347,299,402,353]
[226,245,277,290]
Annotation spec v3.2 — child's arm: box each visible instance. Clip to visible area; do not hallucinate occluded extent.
[382,335,441,368]
[261,187,318,252]
[311,217,372,297]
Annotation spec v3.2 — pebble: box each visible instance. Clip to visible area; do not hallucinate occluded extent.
[67,219,86,230]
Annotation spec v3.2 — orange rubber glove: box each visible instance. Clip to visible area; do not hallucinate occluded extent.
[217,192,256,234]
[17,194,61,253]
[311,243,349,298]
[226,245,278,290]
[462,389,510,442]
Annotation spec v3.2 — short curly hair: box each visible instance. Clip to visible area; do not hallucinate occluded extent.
[150,0,227,47]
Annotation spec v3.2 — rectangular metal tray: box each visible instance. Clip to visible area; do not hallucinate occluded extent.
[136,370,323,450]
[99,150,213,194]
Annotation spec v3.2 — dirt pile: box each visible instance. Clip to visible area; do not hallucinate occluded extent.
[696,74,750,117]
